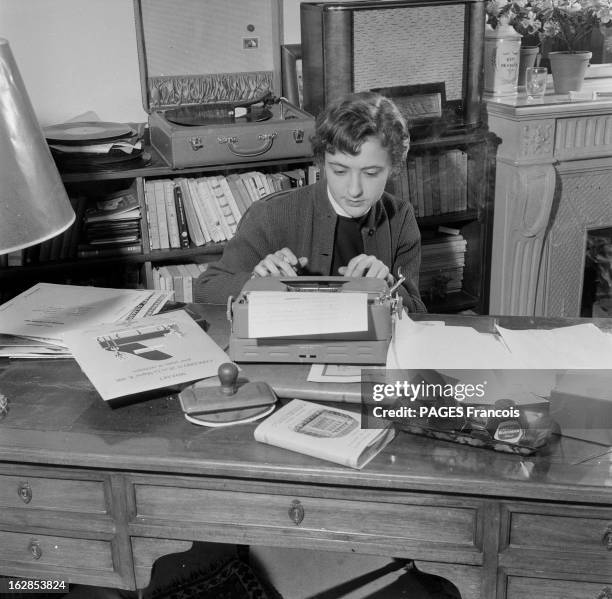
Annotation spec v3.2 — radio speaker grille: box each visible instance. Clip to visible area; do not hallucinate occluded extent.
[353,5,466,101]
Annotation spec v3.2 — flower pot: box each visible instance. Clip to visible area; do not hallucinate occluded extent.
[518,46,540,86]
[548,51,592,94]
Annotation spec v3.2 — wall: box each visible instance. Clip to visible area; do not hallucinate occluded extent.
[0,0,306,126]
[0,0,145,126]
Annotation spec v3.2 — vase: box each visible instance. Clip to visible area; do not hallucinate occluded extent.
[548,51,592,94]
[517,46,540,87]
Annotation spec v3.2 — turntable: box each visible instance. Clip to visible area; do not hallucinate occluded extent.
[134,0,315,169]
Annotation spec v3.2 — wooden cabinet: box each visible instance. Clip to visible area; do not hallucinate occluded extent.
[398,128,499,314]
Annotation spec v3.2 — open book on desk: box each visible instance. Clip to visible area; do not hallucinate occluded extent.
[254,399,395,469]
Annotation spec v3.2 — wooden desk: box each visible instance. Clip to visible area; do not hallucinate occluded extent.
[0,309,610,599]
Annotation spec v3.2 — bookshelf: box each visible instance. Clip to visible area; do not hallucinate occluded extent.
[1,132,497,314]
[389,128,499,314]
[0,146,312,302]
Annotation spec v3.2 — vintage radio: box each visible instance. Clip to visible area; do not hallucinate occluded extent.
[134,0,315,169]
[300,0,486,133]
[227,276,403,364]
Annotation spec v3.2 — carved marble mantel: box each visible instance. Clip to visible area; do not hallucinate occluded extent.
[487,86,612,317]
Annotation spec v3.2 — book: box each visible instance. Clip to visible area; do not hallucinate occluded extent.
[217,176,243,224]
[84,190,139,223]
[76,242,142,258]
[162,180,180,249]
[254,399,396,469]
[177,263,194,302]
[154,180,170,250]
[240,173,262,204]
[196,178,225,242]
[414,155,426,217]
[438,152,449,215]
[176,179,206,246]
[144,181,161,250]
[207,176,237,238]
[307,164,321,185]
[185,178,212,244]
[173,185,191,248]
[406,156,419,217]
[225,173,251,215]
[63,310,231,404]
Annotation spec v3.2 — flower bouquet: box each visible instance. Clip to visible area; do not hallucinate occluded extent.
[486,0,543,43]
[533,0,611,52]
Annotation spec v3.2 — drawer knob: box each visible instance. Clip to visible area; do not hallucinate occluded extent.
[288,499,304,526]
[17,481,32,504]
[28,540,42,560]
[602,524,612,550]
[596,587,612,599]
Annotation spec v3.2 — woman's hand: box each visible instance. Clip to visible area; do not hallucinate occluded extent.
[338,254,394,285]
[253,248,308,278]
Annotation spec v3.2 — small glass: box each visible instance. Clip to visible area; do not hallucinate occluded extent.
[525,66,548,101]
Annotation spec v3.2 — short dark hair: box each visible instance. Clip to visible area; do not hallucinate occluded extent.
[310,91,410,173]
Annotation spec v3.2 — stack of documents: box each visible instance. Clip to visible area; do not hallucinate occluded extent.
[0,283,172,359]
[388,316,612,371]
[386,316,612,404]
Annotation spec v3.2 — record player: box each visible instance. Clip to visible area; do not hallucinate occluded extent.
[134,0,315,169]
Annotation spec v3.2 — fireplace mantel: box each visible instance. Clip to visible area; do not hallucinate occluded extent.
[486,81,612,317]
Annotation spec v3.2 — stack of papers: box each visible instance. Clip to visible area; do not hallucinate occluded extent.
[388,317,612,371]
[0,283,172,358]
[386,316,612,404]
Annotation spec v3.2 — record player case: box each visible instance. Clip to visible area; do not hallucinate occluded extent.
[134,0,315,169]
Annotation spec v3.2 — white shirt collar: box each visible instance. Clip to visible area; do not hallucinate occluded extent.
[327,185,372,219]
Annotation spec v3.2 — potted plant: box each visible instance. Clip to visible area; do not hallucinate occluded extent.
[533,0,612,92]
[486,0,544,85]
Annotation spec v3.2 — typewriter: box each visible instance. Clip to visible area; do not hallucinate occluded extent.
[227,277,403,364]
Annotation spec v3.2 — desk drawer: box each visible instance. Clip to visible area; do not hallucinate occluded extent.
[0,529,114,572]
[505,575,612,599]
[508,511,612,554]
[133,482,480,552]
[0,473,107,514]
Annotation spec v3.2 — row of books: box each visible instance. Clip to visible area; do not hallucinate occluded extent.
[144,168,315,251]
[407,149,468,218]
[0,166,319,267]
[151,263,209,303]
[419,234,467,297]
[1,189,144,265]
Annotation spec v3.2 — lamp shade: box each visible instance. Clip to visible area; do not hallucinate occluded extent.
[0,38,74,255]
